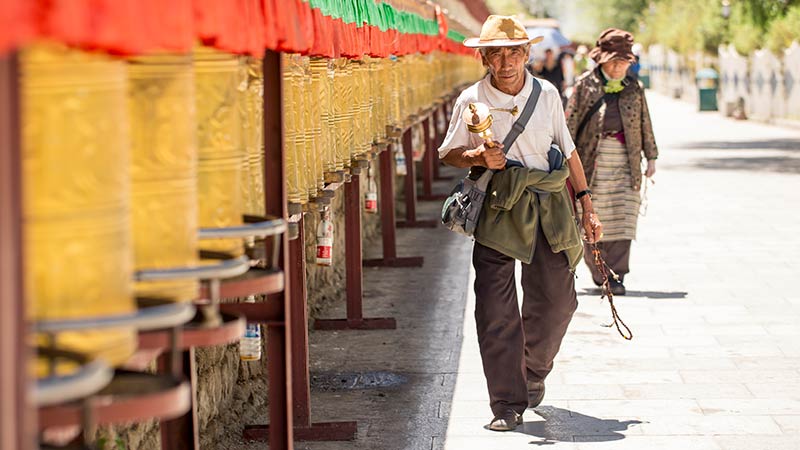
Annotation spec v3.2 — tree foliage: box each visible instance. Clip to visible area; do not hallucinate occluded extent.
[576,0,800,55]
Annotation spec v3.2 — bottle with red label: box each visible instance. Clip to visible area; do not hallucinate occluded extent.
[316,207,333,266]
[365,165,378,214]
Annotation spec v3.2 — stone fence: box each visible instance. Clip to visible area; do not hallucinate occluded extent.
[643,42,800,126]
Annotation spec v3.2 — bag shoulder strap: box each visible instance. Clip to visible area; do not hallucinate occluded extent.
[575,92,609,140]
[501,78,542,154]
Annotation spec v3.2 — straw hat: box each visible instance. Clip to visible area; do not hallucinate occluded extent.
[463,15,544,48]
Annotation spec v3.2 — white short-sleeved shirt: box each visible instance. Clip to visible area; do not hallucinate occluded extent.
[438,72,575,172]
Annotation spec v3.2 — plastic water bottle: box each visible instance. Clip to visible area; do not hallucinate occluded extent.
[239,296,261,361]
[395,144,407,176]
[365,166,378,214]
[316,207,333,266]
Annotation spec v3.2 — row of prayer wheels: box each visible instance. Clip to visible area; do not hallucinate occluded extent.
[282,52,484,205]
[22,43,266,374]
[22,41,482,376]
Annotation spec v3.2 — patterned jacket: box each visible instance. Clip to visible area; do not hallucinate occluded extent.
[565,68,658,191]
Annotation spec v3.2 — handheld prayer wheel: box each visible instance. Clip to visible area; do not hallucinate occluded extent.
[241,56,266,216]
[21,44,136,371]
[194,46,246,256]
[463,102,497,145]
[128,53,199,301]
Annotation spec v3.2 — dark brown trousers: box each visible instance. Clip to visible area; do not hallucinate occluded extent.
[584,239,632,285]
[472,226,578,416]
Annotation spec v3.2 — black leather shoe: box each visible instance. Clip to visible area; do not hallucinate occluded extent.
[609,278,626,296]
[488,410,523,432]
[527,381,546,408]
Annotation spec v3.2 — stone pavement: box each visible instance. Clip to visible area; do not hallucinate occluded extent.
[229,92,800,450]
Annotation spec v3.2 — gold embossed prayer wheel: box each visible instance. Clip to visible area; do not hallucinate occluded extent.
[128,53,199,301]
[21,44,136,371]
[301,56,323,195]
[333,58,354,168]
[194,46,245,256]
[310,58,336,175]
[282,53,308,204]
[241,56,266,216]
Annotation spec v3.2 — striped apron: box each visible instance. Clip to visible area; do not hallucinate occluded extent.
[583,137,641,242]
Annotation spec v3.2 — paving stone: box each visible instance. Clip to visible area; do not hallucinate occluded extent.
[698,398,800,416]
[713,435,800,450]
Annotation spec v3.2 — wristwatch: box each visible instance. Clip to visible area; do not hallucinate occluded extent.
[575,189,592,200]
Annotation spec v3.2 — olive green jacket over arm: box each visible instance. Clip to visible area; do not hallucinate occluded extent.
[565,68,659,191]
[474,165,584,269]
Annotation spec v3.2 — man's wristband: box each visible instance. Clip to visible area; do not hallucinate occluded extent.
[575,189,592,200]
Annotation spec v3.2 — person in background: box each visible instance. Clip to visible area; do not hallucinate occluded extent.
[574,44,593,75]
[565,28,658,295]
[628,42,643,80]
[535,48,566,97]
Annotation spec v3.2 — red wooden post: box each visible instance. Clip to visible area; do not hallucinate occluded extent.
[238,49,294,449]
[288,219,311,425]
[397,126,436,228]
[362,144,424,268]
[314,175,396,330]
[0,51,35,450]
[434,101,455,181]
[418,116,447,202]
[158,348,199,450]
[243,50,355,443]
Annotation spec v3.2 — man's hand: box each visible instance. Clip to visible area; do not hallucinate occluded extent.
[474,143,506,170]
[645,159,656,178]
[582,210,603,243]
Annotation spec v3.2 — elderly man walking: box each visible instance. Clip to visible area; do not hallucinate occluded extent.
[438,16,603,431]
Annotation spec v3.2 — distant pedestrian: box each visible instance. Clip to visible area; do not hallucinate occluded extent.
[574,44,593,76]
[533,48,566,96]
[439,15,602,432]
[565,28,658,295]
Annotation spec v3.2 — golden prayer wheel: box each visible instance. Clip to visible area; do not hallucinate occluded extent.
[194,46,246,255]
[301,56,323,195]
[333,58,355,168]
[282,54,307,204]
[241,56,266,216]
[127,53,199,302]
[21,44,137,371]
[310,58,336,174]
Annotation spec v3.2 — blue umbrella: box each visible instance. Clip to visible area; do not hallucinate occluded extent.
[526,27,571,51]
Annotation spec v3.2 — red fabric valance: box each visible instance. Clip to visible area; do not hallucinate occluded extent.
[0,0,477,58]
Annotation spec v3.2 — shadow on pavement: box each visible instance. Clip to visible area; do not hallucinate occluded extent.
[580,288,688,299]
[686,155,800,174]
[512,406,642,445]
[674,139,800,151]
[672,139,800,174]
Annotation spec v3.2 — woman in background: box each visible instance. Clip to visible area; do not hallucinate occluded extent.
[565,28,658,295]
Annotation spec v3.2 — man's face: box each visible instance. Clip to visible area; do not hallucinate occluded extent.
[481,45,530,94]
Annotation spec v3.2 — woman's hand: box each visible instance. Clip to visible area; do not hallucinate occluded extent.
[645,159,656,178]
